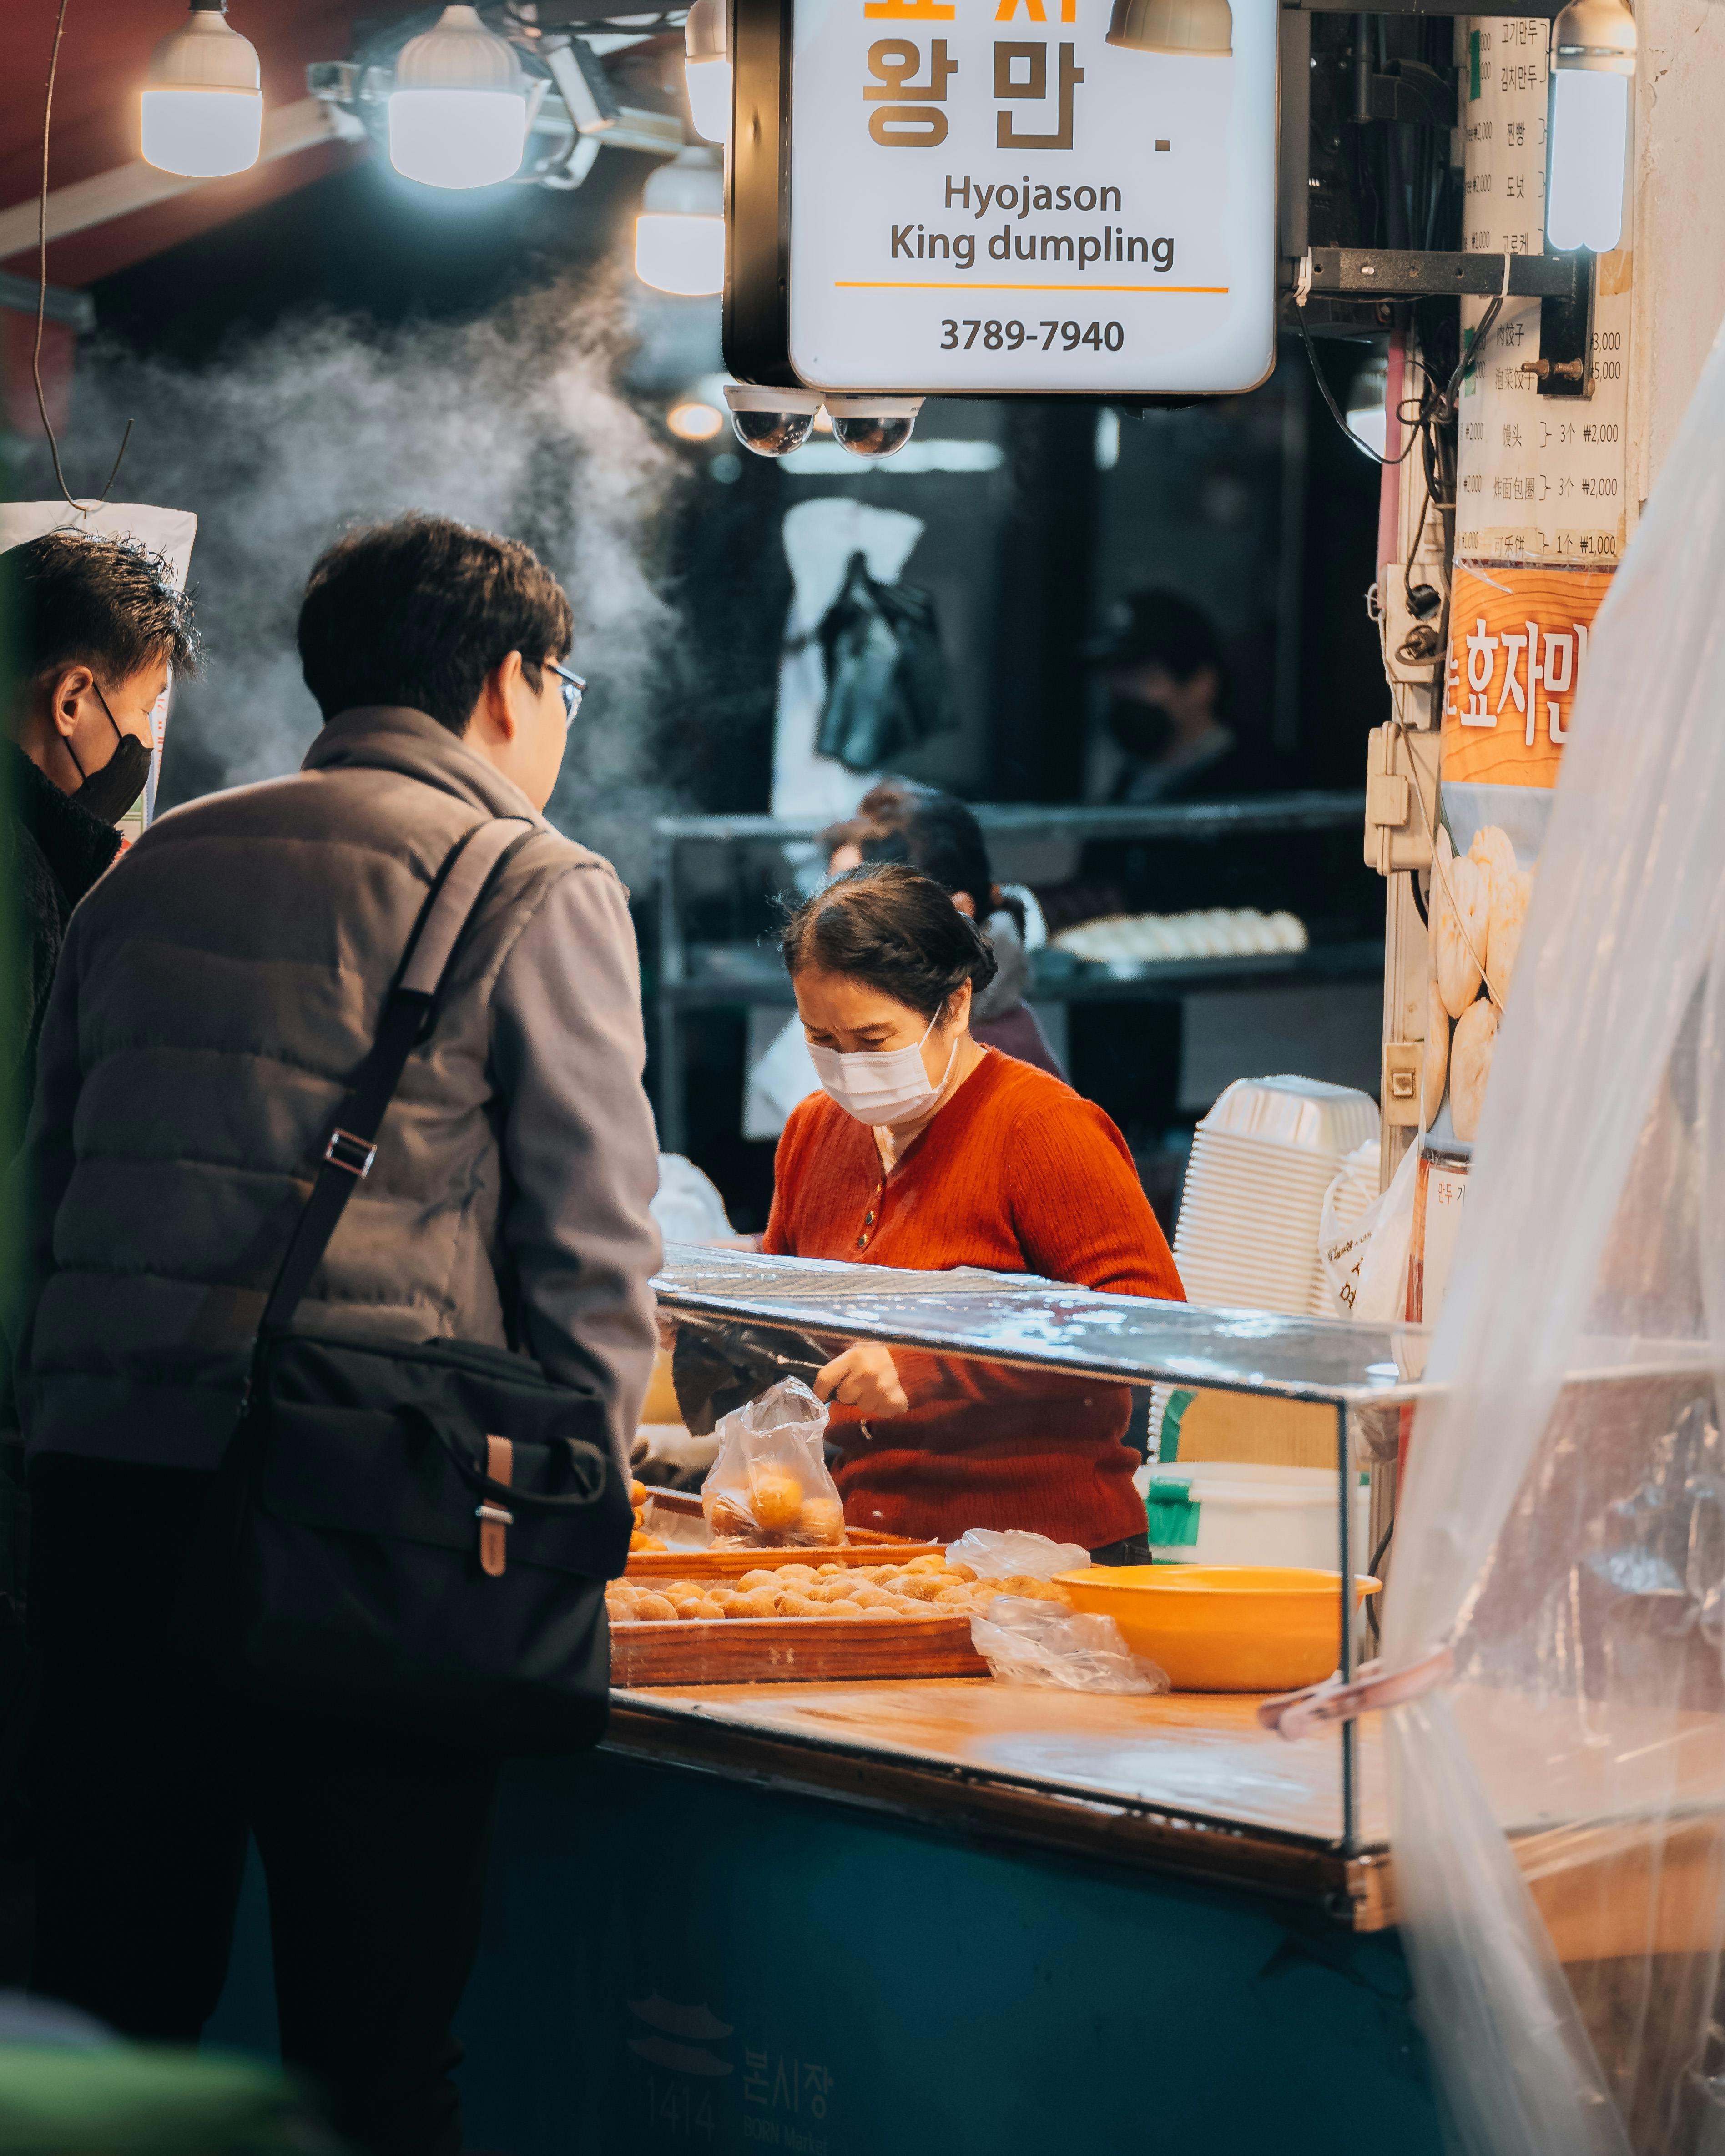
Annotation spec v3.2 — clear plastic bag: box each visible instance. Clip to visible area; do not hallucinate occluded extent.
[1378,315,1725,2156]
[944,1527,1089,1580]
[970,1595,1169,1694]
[1337,1137,1418,1324]
[699,1378,847,1547]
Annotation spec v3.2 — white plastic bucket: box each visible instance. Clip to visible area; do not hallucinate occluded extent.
[1134,1460,1372,1572]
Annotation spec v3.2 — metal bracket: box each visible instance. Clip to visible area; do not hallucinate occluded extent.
[1382,1041,1425,1128]
[1284,0,1561,15]
[1526,254,1597,398]
[1291,249,1585,303]
[1347,59,1458,127]
[1364,725,1441,875]
[541,36,685,154]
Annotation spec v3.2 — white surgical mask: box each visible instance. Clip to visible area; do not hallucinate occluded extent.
[807,1009,957,1128]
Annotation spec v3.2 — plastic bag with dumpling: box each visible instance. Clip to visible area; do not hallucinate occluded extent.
[700,1377,847,1547]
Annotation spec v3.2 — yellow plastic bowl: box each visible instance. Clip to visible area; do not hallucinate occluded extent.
[1054,1565,1383,1693]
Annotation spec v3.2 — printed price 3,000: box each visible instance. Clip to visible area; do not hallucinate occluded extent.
[939,318,1124,352]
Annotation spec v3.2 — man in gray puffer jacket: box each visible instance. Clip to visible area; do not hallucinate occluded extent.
[7,513,661,2156]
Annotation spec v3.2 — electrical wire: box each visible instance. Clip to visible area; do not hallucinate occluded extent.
[33,0,132,514]
[1293,266,1509,474]
[1365,1519,1393,1643]
[1293,302,1423,469]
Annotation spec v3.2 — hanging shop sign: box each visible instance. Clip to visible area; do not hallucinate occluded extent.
[725,0,1279,395]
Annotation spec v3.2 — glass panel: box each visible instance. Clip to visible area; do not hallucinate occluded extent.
[646,1274,1367,1850]
[656,1238,1428,1403]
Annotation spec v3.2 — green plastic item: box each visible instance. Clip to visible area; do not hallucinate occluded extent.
[1157,1388,1195,1463]
[1144,1477,1201,1549]
[0,2046,337,2154]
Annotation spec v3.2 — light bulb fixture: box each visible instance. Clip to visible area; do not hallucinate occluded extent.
[684,0,731,146]
[389,5,528,191]
[140,1,263,180]
[667,399,726,441]
[1545,0,1635,253]
[634,148,725,296]
[1105,0,1231,56]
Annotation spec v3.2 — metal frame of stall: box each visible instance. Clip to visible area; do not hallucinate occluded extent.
[654,1242,1431,1860]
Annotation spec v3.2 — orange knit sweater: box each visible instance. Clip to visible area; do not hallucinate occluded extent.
[763,1049,1185,1549]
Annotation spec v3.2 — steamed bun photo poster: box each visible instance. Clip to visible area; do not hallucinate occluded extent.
[1409,560,1613,1323]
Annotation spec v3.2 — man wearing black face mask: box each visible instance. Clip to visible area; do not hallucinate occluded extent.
[0,530,197,1982]
[1094,590,1243,806]
[2,531,199,1155]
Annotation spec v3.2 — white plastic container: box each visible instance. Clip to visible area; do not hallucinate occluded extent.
[1135,1460,1372,1572]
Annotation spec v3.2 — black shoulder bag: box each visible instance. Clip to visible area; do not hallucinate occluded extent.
[190,818,634,1755]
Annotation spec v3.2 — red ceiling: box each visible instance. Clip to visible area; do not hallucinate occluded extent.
[0,0,398,286]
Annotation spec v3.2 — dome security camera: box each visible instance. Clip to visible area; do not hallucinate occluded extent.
[825,395,924,459]
[723,383,824,458]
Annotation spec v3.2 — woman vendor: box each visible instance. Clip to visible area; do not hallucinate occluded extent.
[822,780,1064,1079]
[764,862,1185,1556]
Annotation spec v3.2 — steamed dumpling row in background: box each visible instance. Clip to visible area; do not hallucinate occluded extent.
[1052,908,1308,965]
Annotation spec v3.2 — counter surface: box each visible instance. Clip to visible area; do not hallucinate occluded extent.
[608,1677,1394,1924]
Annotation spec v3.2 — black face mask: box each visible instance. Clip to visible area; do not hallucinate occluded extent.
[66,685,152,825]
[1107,695,1177,763]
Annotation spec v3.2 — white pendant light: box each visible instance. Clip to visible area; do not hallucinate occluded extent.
[390,5,529,191]
[1545,0,1635,253]
[683,0,731,146]
[634,149,725,296]
[1105,0,1232,57]
[140,1,263,180]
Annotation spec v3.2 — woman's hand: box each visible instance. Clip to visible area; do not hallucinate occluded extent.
[814,1343,909,1418]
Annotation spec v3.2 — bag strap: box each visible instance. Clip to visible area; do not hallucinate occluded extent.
[260,817,535,1335]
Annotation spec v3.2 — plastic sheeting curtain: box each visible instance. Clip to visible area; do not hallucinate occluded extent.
[1385,315,1725,2155]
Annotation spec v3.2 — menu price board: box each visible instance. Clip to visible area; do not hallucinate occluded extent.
[767,0,1277,395]
[1453,16,1633,564]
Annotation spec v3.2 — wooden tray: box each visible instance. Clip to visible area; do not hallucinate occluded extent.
[628,1488,942,1579]
[610,1614,988,1685]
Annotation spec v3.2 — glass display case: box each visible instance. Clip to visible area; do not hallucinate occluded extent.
[652,1240,1428,1862]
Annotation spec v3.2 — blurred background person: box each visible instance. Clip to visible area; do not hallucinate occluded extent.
[746,779,1063,1140]
[1089,589,1253,808]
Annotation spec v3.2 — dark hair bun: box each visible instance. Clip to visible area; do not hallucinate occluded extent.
[780,861,998,1020]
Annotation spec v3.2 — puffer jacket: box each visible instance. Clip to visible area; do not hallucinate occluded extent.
[7,705,661,1472]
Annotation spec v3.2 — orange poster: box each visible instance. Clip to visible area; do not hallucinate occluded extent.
[1441,563,1615,789]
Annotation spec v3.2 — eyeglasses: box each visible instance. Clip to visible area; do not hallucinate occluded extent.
[547,660,586,730]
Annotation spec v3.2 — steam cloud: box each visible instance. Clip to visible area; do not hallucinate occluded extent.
[13,272,688,888]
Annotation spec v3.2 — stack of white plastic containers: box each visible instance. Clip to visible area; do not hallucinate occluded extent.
[1146,1074,1383,1509]
[1171,1076,1381,1318]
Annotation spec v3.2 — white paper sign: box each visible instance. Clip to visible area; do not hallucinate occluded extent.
[785,0,1278,394]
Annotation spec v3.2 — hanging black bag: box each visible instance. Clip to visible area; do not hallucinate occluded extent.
[814,549,957,771]
[187,818,635,1754]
